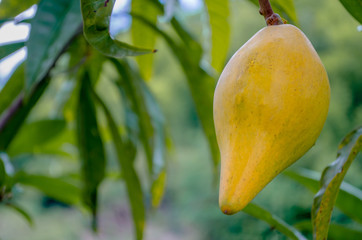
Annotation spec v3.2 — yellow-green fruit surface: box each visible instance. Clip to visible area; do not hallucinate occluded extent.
[214,24,330,215]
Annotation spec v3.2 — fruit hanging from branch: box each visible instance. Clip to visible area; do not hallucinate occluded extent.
[213,0,330,215]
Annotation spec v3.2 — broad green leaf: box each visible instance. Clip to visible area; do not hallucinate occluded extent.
[0,63,24,115]
[76,70,106,230]
[0,78,49,151]
[0,0,38,18]
[204,0,230,72]
[80,0,154,58]
[92,89,145,240]
[131,10,220,174]
[294,220,362,240]
[243,203,307,240]
[5,203,33,226]
[0,41,25,60]
[248,0,298,24]
[285,168,362,224]
[14,172,81,205]
[339,0,362,24]
[131,0,160,80]
[26,0,82,92]
[312,127,362,240]
[7,119,66,156]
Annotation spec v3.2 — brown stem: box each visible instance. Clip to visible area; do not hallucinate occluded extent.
[258,0,284,26]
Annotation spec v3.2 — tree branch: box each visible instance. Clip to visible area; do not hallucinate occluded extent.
[258,0,284,26]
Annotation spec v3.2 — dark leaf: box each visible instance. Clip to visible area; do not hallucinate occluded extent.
[0,78,49,151]
[339,0,362,24]
[26,0,82,92]
[312,127,362,240]
[285,168,362,224]
[14,172,81,205]
[204,0,230,72]
[243,203,307,240]
[92,89,145,240]
[0,41,25,60]
[80,0,154,58]
[76,70,106,231]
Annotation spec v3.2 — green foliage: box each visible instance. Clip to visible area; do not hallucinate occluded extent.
[76,70,106,230]
[26,0,82,93]
[312,127,362,240]
[0,0,38,18]
[0,41,25,60]
[339,0,362,24]
[80,0,154,58]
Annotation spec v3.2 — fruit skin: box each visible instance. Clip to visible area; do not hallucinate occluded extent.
[214,24,330,215]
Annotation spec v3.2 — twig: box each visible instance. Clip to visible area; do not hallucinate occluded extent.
[258,0,284,26]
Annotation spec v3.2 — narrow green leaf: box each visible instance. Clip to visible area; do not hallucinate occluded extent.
[294,220,362,240]
[339,0,362,24]
[131,0,160,80]
[312,127,362,240]
[131,11,220,174]
[0,41,25,60]
[0,63,24,115]
[7,119,66,156]
[285,168,362,224]
[0,155,6,187]
[0,78,49,151]
[14,172,81,205]
[243,203,307,240]
[110,59,167,206]
[0,0,38,18]
[92,89,145,240]
[76,70,106,231]
[151,169,166,208]
[26,0,82,92]
[248,0,298,24]
[204,0,230,72]
[5,203,33,226]
[80,0,154,58]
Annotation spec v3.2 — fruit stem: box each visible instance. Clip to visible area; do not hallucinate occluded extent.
[258,0,284,26]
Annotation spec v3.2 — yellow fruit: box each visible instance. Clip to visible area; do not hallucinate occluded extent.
[213,24,330,215]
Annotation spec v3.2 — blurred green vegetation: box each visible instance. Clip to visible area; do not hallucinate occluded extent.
[0,0,361,239]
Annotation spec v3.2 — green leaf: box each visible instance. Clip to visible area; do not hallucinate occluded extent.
[204,0,230,72]
[0,155,6,187]
[131,0,160,80]
[26,0,82,92]
[243,203,307,240]
[285,168,362,224]
[14,172,81,205]
[0,78,49,151]
[248,0,298,24]
[312,127,362,240]
[0,0,38,18]
[76,70,106,231]
[80,0,154,58]
[110,59,167,206]
[92,89,145,240]
[131,11,220,174]
[151,169,166,208]
[5,203,33,226]
[339,0,362,24]
[0,41,25,60]
[0,63,24,116]
[294,220,362,240]
[7,119,66,156]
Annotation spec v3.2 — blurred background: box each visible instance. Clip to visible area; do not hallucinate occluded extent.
[0,0,361,239]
